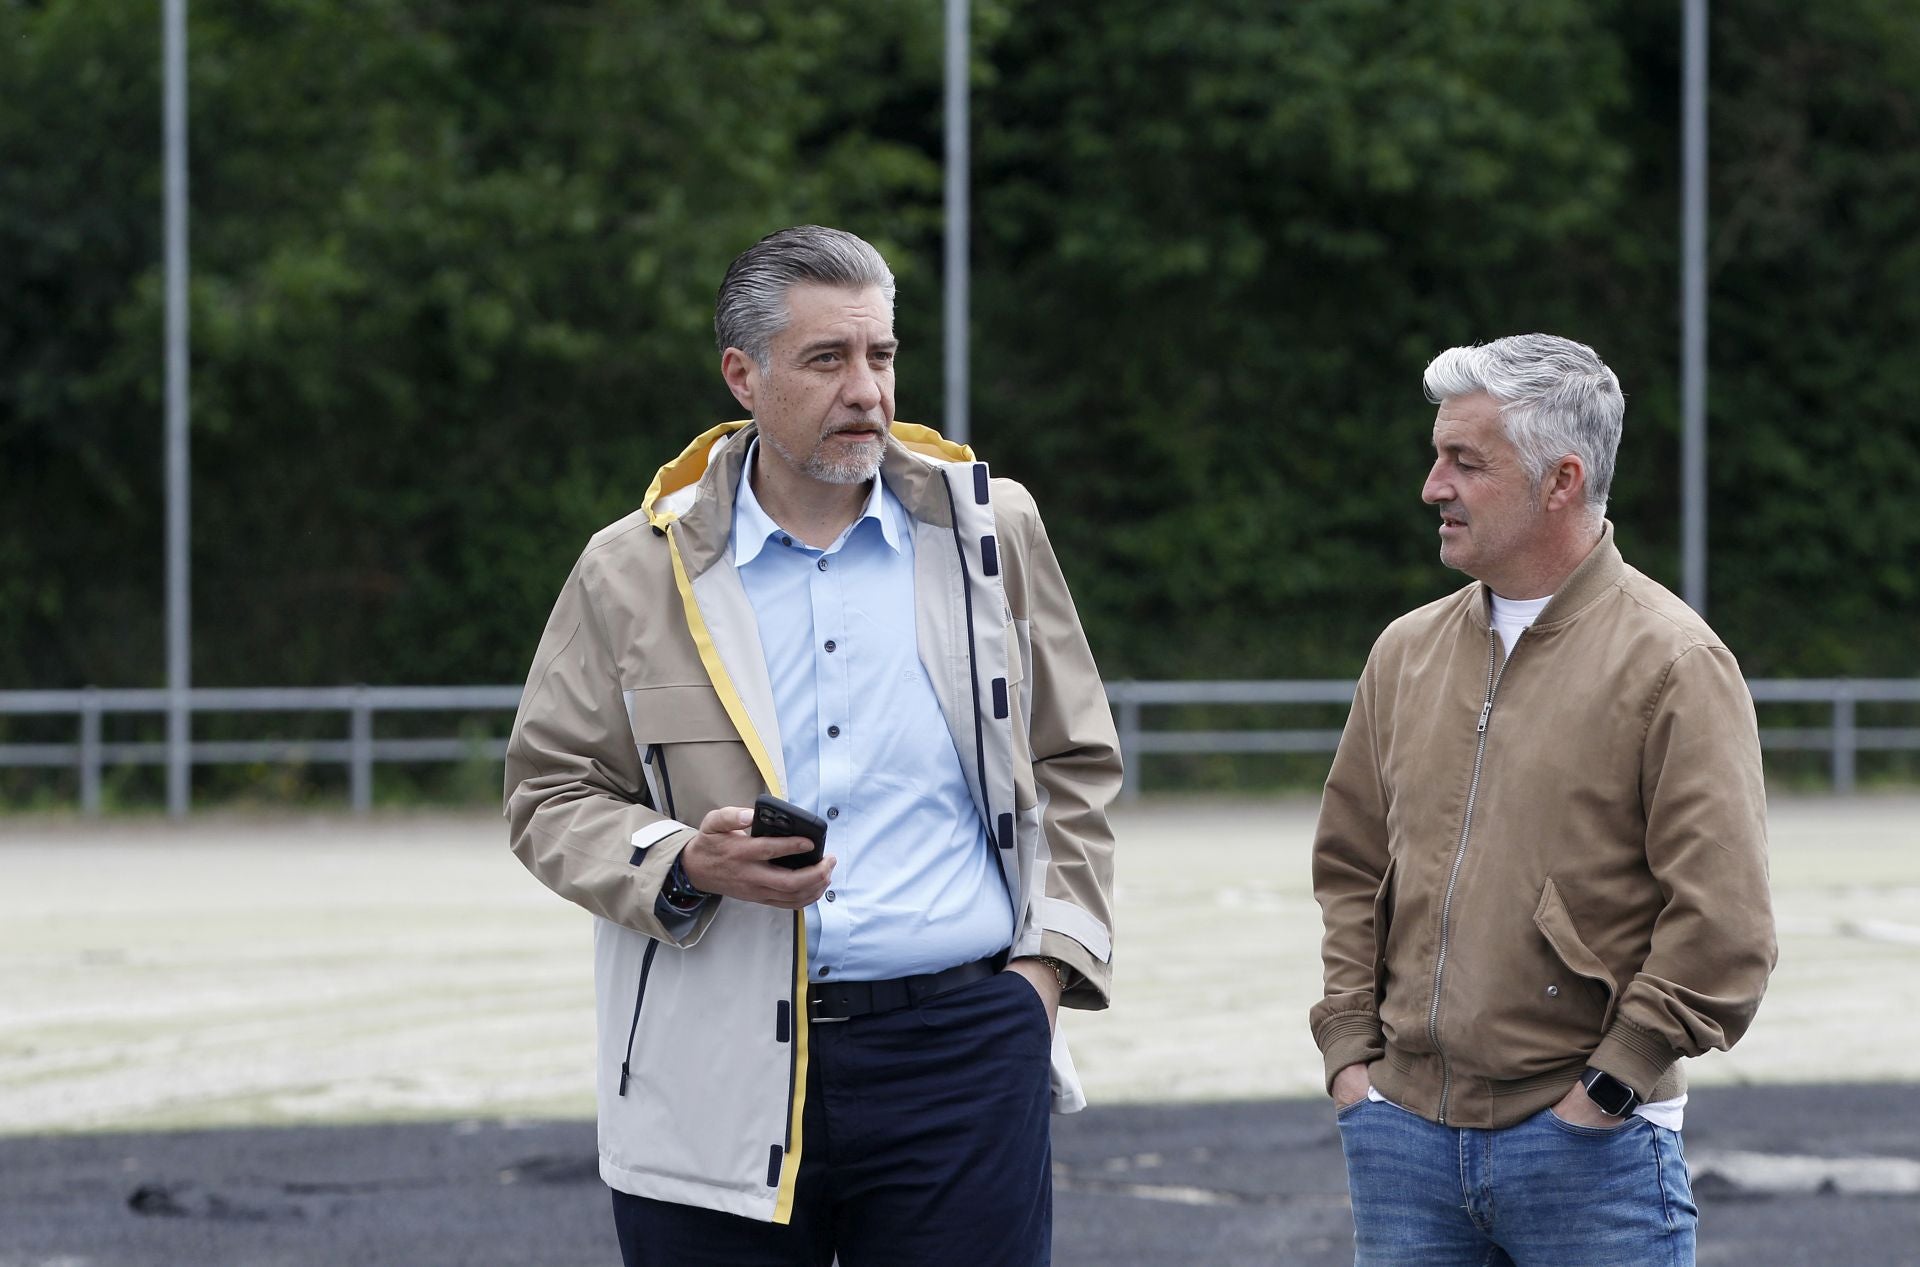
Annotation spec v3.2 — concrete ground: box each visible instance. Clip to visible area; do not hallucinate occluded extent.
[2,796,1917,1263]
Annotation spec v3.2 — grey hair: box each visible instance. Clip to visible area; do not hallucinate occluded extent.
[714,225,896,369]
[1422,334,1625,515]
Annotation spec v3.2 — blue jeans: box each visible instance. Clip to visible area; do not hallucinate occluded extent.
[1336,1097,1697,1266]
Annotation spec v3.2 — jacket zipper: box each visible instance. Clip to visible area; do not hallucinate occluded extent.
[644,743,677,820]
[619,742,677,1098]
[617,938,662,1096]
[940,473,995,844]
[1428,623,1510,1124]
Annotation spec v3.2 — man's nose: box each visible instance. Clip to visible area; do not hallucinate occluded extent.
[842,361,881,411]
[1421,462,1448,505]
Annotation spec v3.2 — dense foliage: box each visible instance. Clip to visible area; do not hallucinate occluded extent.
[6,0,1917,701]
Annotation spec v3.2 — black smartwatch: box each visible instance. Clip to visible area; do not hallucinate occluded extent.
[1580,1067,1641,1118]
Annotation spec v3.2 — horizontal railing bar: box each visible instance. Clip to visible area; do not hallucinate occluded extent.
[1759,728,1920,750]
[1105,681,1357,705]
[0,690,170,714]
[371,739,511,762]
[1134,730,1344,754]
[0,745,85,766]
[3,680,1917,716]
[0,686,526,715]
[14,728,1908,769]
[0,739,511,766]
[1747,680,1920,703]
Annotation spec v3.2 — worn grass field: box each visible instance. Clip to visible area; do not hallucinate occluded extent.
[2,795,1915,1135]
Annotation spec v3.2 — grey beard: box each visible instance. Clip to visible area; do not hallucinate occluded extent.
[803,444,885,485]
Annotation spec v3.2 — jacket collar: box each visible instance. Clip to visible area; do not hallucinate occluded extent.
[1471,519,1624,631]
[647,421,976,579]
[731,440,904,565]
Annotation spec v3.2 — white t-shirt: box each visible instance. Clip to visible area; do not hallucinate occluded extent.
[1365,589,1688,1129]
[1490,591,1553,655]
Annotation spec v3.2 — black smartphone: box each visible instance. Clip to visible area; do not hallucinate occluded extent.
[750,793,829,870]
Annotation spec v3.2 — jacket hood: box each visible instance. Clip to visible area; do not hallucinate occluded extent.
[642,420,976,528]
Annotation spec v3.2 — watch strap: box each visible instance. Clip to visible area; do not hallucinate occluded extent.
[661,851,712,912]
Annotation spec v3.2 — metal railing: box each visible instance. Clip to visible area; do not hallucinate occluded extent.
[2,680,1917,814]
[0,686,521,814]
[1104,678,1920,801]
[1106,679,1356,801]
[1746,679,1920,797]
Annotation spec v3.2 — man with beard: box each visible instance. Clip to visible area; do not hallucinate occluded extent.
[507,225,1120,1265]
[1311,334,1775,1265]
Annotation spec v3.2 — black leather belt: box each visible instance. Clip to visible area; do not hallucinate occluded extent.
[806,953,1002,1022]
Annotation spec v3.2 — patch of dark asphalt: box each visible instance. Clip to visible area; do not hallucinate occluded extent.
[0,1086,1915,1266]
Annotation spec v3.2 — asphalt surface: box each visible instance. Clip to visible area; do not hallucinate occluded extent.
[4,1084,1918,1266]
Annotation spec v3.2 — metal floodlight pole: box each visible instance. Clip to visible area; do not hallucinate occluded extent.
[164,0,192,816]
[944,0,970,445]
[1681,0,1707,616]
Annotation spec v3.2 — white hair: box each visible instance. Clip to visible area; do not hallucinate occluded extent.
[1423,334,1625,515]
[714,225,895,370]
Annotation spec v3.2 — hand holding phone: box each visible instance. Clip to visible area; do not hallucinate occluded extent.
[750,793,829,870]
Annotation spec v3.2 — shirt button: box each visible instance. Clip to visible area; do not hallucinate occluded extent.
[781,535,792,547]
[824,890,837,902]
[816,557,829,571]
[824,640,836,653]
[827,725,840,738]
[826,807,839,820]
[818,966,830,977]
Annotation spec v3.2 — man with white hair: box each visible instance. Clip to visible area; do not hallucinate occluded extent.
[1310,334,1776,1265]
[507,225,1120,1264]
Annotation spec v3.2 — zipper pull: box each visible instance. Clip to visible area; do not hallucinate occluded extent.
[1477,701,1493,733]
[619,1062,632,1097]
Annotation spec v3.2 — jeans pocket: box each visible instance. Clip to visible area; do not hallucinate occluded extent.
[1545,1105,1640,1137]
[1335,1095,1374,1122]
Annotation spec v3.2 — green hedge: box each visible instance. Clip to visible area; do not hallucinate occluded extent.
[6,0,1917,700]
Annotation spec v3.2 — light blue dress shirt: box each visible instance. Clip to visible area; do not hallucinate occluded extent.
[732,444,1013,982]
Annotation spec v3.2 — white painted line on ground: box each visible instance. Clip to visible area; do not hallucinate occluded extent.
[1835,920,1920,948]
[1689,1150,1920,1196]
[1055,1178,1248,1207]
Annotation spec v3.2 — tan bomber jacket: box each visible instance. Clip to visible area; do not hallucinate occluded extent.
[1310,524,1776,1129]
[505,421,1120,1221]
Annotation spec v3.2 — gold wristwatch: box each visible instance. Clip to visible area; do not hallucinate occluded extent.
[1031,955,1073,992]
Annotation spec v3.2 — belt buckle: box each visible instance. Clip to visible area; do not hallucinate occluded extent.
[807,991,850,1024]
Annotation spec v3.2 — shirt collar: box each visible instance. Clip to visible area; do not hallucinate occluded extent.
[733,440,904,567]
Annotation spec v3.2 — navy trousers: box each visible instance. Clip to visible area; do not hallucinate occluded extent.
[611,968,1055,1267]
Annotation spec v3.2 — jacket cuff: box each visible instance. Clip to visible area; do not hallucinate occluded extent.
[1038,932,1111,1012]
[632,826,713,947]
[1313,1007,1384,1094]
[1589,1020,1679,1099]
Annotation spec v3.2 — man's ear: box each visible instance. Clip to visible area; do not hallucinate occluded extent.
[1542,454,1587,513]
[721,347,757,413]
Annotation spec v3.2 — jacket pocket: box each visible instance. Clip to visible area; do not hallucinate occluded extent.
[625,683,738,746]
[624,684,743,818]
[1372,856,1398,1000]
[1533,878,1619,1032]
